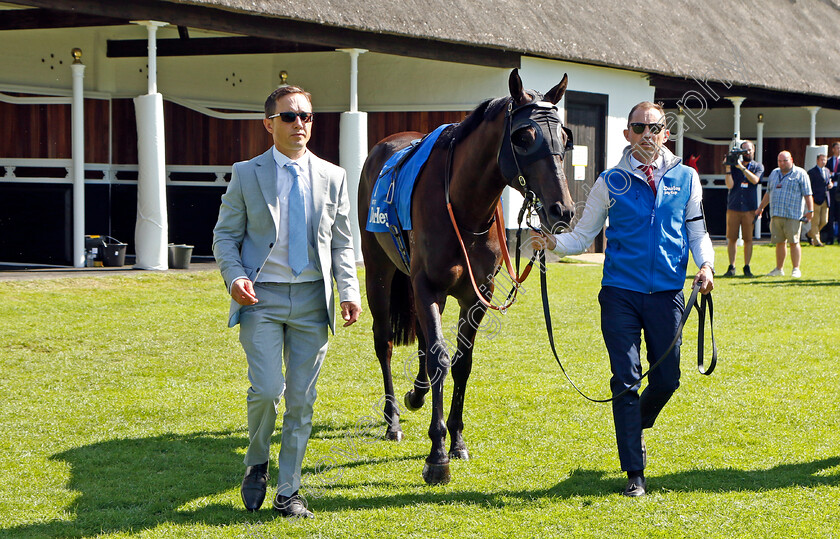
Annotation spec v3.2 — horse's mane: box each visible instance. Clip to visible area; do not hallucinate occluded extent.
[436,96,509,148]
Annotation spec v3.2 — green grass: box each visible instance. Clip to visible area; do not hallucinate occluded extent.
[1,242,839,538]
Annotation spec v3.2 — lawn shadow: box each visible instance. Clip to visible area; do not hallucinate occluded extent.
[729,278,840,287]
[7,427,837,536]
[4,430,261,537]
[306,456,840,513]
[3,427,427,537]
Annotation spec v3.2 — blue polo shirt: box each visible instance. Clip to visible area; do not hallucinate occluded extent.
[726,160,765,211]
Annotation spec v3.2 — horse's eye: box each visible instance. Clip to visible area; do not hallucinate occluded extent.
[512,126,536,148]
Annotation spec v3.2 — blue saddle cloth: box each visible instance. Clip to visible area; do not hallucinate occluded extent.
[365,123,452,233]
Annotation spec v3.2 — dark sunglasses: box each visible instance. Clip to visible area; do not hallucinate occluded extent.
[629,122,665,135]
[268,111,314,123]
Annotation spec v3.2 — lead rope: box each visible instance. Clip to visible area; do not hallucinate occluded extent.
[538,248,716,403]
[445,138,535,311]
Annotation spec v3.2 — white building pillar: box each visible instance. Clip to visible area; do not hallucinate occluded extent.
[132,20,169,270]
[71,48,86,268]
[726,96,745,141]
[337,48,367,262]
[675,108,685,160]
[805,106,821,146]
[755,113,764,239]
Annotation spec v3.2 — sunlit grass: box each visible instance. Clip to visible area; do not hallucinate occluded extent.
[1,241,838,538]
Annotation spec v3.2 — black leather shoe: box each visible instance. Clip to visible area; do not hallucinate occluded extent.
[241,462,269,511]
[622,475,646,497]
[723,265,736,277]
[273,491,314,518]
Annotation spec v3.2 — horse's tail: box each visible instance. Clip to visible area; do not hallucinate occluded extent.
[389,270,416,346]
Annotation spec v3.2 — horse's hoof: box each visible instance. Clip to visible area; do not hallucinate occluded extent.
[404,390,425,412]
[385,428,404,442]
[448,448,469,461]
[422,462,451,485]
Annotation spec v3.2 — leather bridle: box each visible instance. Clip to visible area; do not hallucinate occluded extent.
[445,96,573,311]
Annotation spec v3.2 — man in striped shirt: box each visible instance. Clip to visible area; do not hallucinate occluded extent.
[755,151,814,278]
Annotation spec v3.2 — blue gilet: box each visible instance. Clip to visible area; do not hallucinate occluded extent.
[600,158,695,294]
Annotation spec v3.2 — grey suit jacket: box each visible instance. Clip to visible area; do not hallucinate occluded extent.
[212,148,361,332]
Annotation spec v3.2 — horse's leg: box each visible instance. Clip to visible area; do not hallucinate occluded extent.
[371,269,405,441]
[447,300,486,461]
[413,275,451,485]
[362,235,406,441]
[404,329,429,411]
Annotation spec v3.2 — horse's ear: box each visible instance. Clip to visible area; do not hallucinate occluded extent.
[508,68,526,105]
[544,74,569,105]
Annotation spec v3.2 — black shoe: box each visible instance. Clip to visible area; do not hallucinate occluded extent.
[623,474,646,497]
[273,491,314,518]
[241,462,269,512]
[723,265,736,277]
[743,265,753,278]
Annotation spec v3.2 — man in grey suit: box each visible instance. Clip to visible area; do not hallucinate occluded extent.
[213,85,362,518]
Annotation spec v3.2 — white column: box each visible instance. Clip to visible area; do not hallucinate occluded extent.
[755,114,764,239]
[132,20,169,270]
[726,97,745,141]
[805,106,820,146]
[337,48,368,262]
[71,49,86,268]
[675,109,685,160]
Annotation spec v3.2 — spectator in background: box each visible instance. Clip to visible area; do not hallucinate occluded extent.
[807,152,832,246]
[722,140,764,277]
[755,151,814,278]
[827,142,840,244]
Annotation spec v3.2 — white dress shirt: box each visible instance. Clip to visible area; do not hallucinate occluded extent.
[256,147,321,283]
[552,151,715,270]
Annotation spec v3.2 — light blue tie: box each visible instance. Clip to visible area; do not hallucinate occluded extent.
[286,162,308,276]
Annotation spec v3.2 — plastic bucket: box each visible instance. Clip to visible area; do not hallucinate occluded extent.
[102,242,127,267]
[168,244,194,269]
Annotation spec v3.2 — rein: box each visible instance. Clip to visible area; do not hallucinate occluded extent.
[444,140,534,312]
[537,248,717,403]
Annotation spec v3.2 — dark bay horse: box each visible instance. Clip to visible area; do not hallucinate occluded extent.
[358,69,575,485]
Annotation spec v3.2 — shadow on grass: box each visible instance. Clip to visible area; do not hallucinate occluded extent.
[309,456,840,513]
[722,278,840,287]
[5,428,838,537]
[2,428,422,537]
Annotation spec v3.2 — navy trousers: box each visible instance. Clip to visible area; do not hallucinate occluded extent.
[598,286,684,472]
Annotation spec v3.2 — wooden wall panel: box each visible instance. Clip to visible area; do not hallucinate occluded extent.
[367,110,470,149]
[0,99,108,162]
[112,101,340,166]
[111,98,138,164]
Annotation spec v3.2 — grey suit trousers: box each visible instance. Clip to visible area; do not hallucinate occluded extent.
[238,280,329,496]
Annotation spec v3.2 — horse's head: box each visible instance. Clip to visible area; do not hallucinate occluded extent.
[497,69,575,234]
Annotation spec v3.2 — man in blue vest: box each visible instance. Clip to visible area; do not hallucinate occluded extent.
[530,101,715,497]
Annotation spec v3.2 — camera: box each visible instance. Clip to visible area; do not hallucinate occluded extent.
[725,147,749,166]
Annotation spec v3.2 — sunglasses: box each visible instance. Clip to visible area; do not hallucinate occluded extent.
[268,111,314,123]
[629,122,665,135]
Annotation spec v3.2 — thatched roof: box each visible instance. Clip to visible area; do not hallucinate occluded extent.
[165,0,840,100]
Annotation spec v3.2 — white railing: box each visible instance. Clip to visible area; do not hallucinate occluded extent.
[0,158,229,187]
